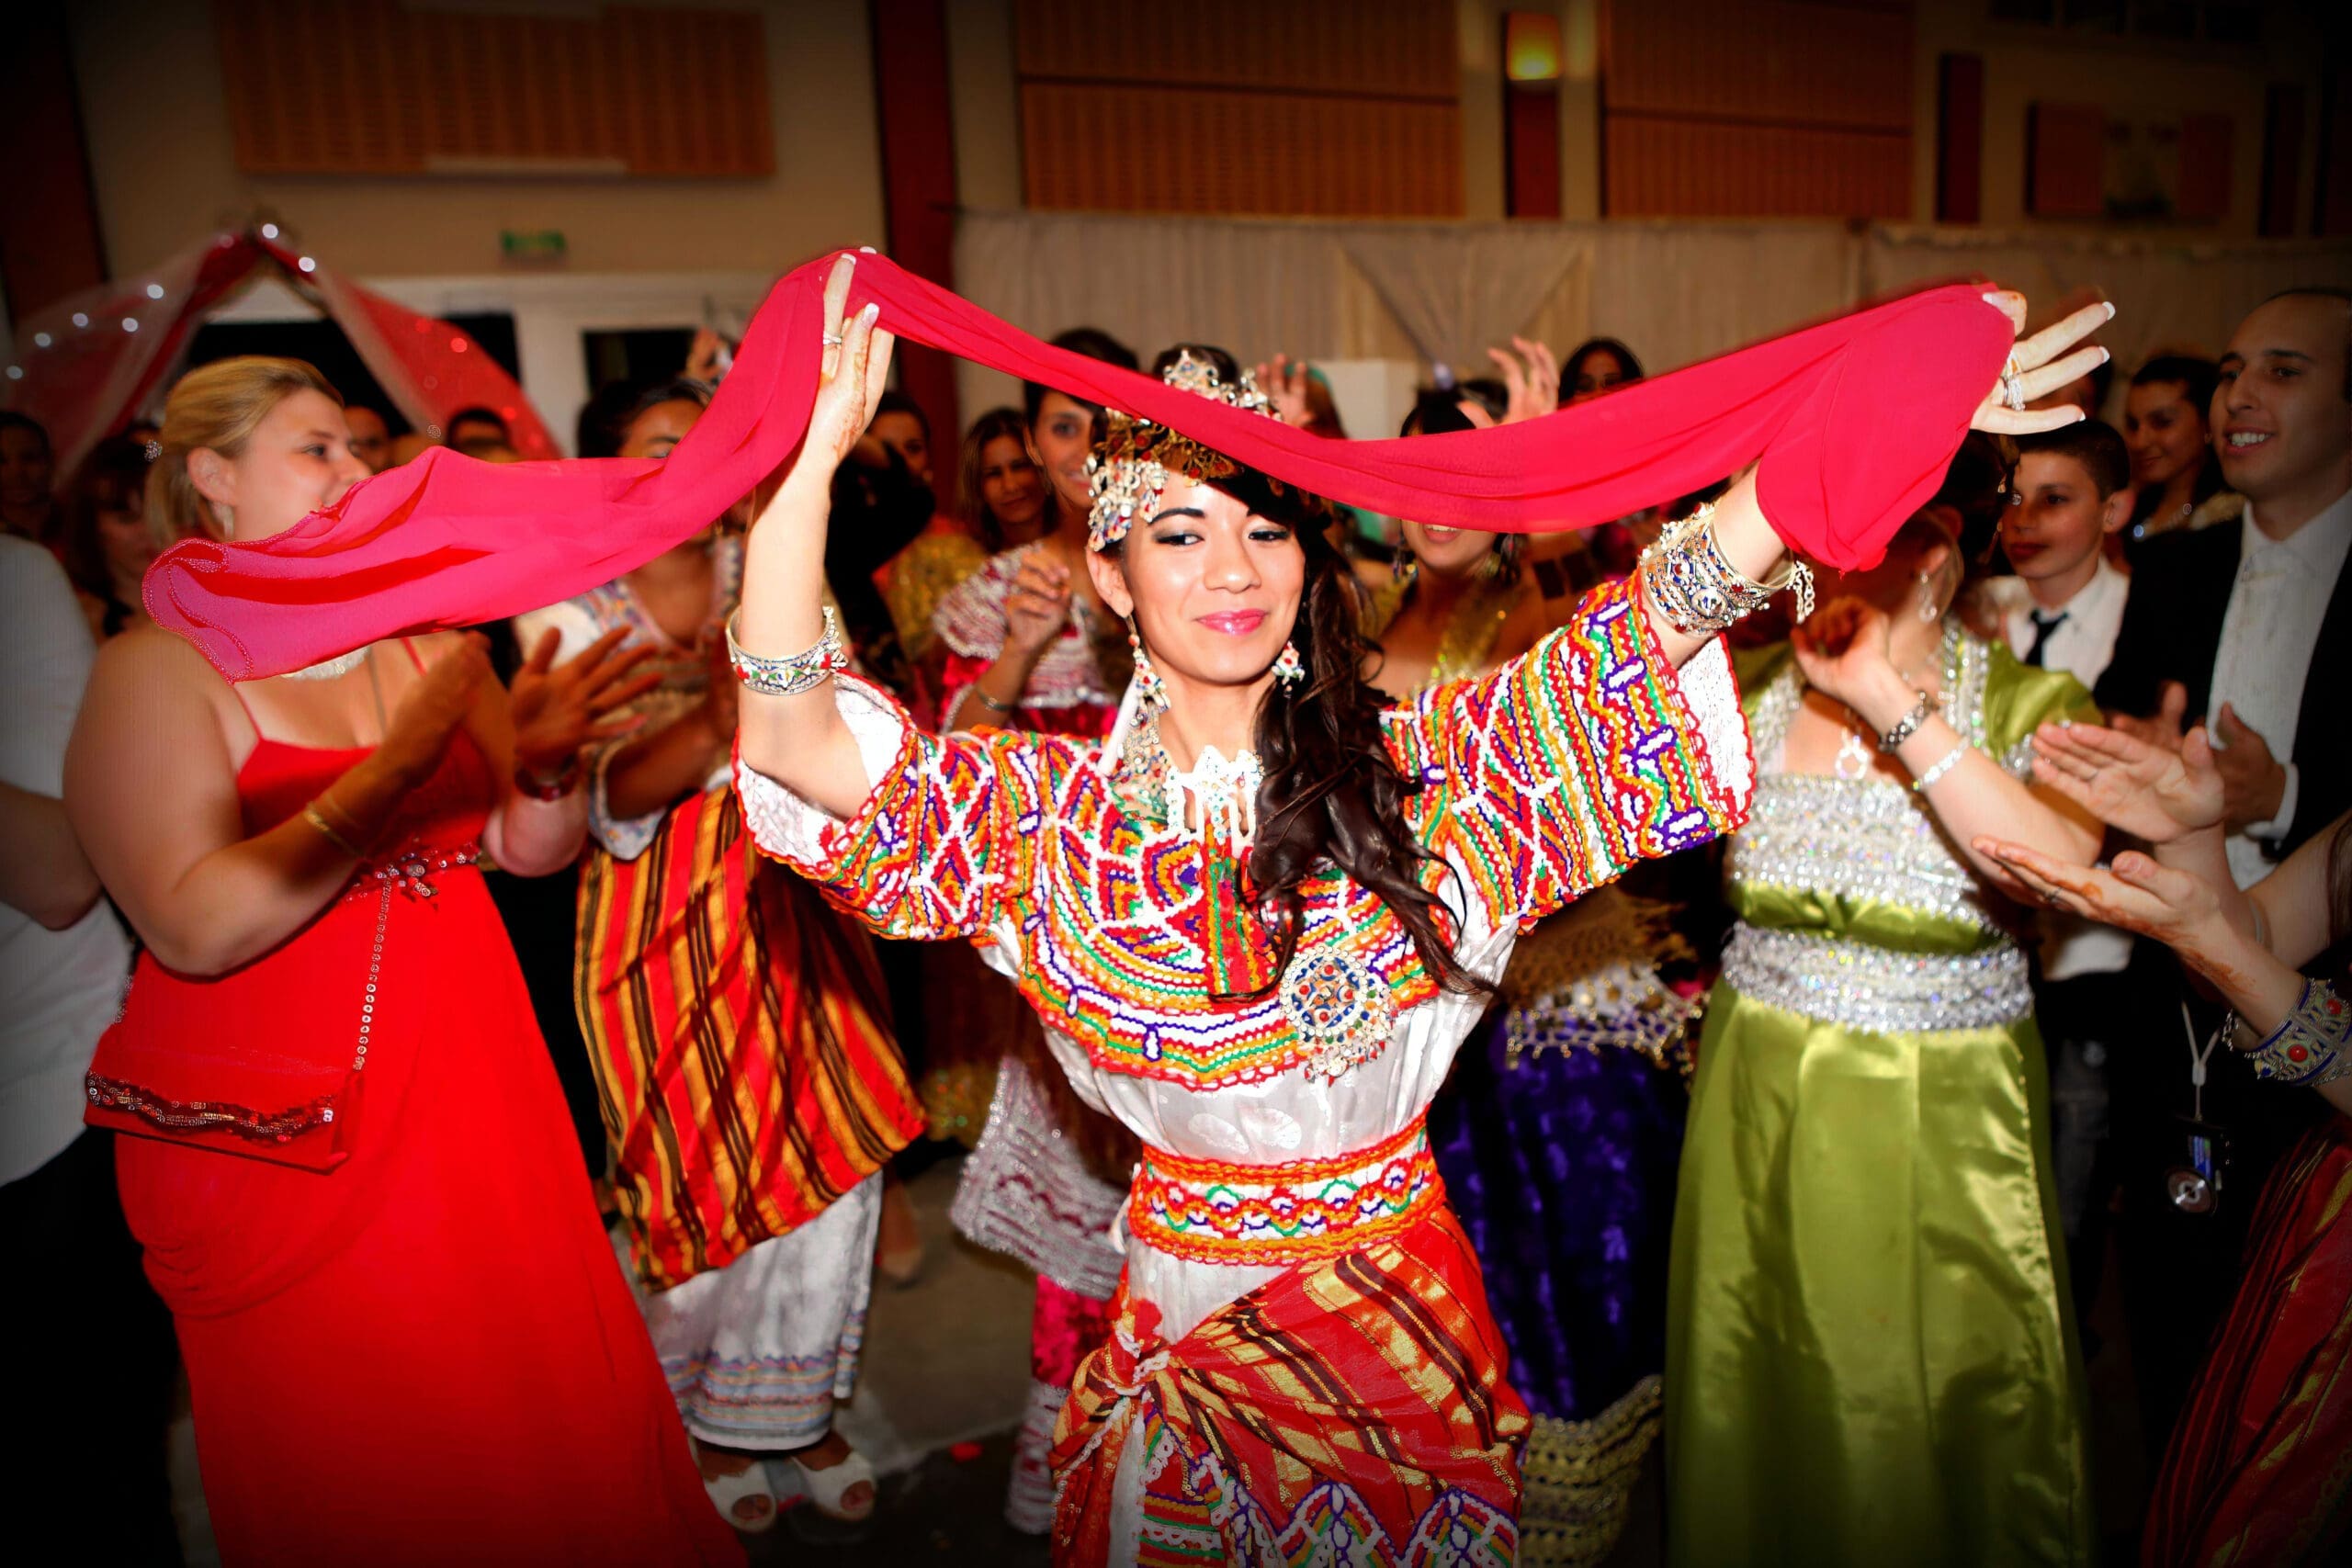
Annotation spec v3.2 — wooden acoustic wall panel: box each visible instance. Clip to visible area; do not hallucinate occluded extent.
[1023,85,1460,217]
[2176,114,2233,224]
[2026,102,2108,219]
[1600,0,1913,218]
[1014,0,1456,99]
[1606,121,1913,219]
[2324,66,2352,237]
[1014,0,1461,217]
[215,2,770,177]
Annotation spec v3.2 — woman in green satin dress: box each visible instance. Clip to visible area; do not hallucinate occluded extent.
[1666,440,2105,1567]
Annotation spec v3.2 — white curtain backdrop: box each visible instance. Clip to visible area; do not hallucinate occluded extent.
[951,208,2350,423]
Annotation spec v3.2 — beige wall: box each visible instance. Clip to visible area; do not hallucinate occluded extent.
[69,0,888,280]
[74,0,2325,284]
[1909,0,2329,234]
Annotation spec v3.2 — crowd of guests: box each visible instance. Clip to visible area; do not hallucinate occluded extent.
[1,280,2345,1566]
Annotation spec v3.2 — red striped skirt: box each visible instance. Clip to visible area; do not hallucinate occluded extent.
[1050,1206,1528,1566]
[576,784,924,1290]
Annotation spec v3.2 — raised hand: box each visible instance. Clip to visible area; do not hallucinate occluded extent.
[1974,837,2225,954]
[379,635,492,785]
[1971,293,2112,436]
[800,254,898,476]
[1251,355,1315,428]
[1487,337,1561,425]
[684,326,729,383]
[1002,555,1073,658]
[1789,597,1897,715]
[2028,718,2223,844]
[510,626,662,782]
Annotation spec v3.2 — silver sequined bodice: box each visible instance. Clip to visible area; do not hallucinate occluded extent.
[1723,634,2035,1032]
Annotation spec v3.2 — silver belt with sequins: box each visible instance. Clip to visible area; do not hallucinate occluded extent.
[1720,922,2031,1034]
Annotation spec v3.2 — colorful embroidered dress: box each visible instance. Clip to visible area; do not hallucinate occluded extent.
[1665,631,2098,1567]
[738,575,1753,1565]
[933,542,1121,737]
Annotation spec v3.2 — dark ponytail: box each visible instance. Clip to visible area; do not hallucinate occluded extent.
[1104,466,1491,1004]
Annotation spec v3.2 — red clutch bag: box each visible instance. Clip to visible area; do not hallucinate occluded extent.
[84,884,391,1173]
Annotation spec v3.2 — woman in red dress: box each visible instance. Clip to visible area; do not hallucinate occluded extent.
[65,356,741,1566]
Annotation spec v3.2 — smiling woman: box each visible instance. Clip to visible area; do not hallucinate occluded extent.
[63,356,731,1565]
[715,251,2102,1566]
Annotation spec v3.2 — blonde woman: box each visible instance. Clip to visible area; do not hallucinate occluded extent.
[67,358,734,1564]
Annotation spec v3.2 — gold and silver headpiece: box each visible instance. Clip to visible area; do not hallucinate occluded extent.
[1085,351,1276,552]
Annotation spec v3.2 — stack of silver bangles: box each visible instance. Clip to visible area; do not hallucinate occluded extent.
[1639,501,1816,637]
[2243,976,2350,1088]
[726,604,848,696]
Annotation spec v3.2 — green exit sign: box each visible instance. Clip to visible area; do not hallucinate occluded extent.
[500,230,568,265]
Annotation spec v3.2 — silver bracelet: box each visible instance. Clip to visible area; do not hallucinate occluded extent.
[2246,977,2348,1086]
[1881,693,1935,752]
[971,686,1016,716]
[1639,502,1816,637]
[1910,739,1970,792]
[726,605,847,696]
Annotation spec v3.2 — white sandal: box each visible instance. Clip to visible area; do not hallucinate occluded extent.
[697,1452,779,1535]
[790,1447,877,1523]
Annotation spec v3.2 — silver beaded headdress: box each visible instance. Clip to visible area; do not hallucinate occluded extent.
[1085,351,1276,553]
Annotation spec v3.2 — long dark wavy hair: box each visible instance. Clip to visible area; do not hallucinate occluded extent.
[1101,461,1491,1004]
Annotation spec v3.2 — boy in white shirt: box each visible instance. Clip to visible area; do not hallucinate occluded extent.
[1992,422,2134,680]
[1984,420,2134,1339]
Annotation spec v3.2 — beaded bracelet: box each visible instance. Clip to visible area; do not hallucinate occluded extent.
[1910,739,1971,793]
[1639,502,1816,637]
[1880,692,1936,752]
[726,605,848,697]
[2244,976,2349,1086]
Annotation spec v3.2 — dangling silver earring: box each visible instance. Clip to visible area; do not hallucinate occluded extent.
[1127,616,1169,711]
[1915,570,1940,623]
[1272,639,1305,688]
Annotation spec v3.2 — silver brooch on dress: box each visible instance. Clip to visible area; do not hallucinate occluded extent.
[1281,944,1395,1079]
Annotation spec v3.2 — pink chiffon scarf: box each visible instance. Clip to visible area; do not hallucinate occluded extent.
[144,251,2010,681]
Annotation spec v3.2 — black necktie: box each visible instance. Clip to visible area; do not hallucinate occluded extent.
[2024,609,2067,668]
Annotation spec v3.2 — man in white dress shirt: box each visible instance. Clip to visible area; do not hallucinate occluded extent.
[2091,286,2352,1465]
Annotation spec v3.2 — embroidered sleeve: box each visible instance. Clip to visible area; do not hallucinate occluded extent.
[733,671,1059,941]
[1385,574,1754,932]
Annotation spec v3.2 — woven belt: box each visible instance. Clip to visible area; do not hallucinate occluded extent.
[1720,921,2031,1034]
[1126,1117,1444,1267]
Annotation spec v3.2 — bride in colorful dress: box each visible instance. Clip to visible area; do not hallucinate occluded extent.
[720,255,2105,1565]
